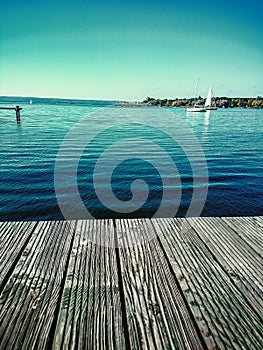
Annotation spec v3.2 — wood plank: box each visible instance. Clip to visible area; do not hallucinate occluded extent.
[0,220,75,349]
[52,219,126,350]
[188,216,263,314]
[0,221,37,287]
[221,216,263,258]
[154,218,263,350]
[0,107,16,110]
[116,218,205,350]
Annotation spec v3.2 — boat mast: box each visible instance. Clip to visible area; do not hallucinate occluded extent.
[192,77,200,106]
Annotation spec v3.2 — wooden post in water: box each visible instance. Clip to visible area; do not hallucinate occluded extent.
[0,106,22,124]
[15,106,22,123]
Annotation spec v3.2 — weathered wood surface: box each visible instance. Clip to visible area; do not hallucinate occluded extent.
[154,218,263,350]
[187,217,263,315]
[116,218,205,350]
[221,216,263,258]
[53,219,126,350]
[0,221,37,287]
[0,220,75,349]
[0,217,262,349]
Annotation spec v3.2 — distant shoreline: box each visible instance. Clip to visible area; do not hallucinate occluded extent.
[116,96,263,109]
[1,95,262,109]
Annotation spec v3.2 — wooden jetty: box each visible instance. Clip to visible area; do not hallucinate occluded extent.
[0,217,262,349]
[0,106,22,123]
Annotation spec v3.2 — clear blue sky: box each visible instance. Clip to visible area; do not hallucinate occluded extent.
[1,0,262,100]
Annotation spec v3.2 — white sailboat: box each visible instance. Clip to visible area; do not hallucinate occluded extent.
[186,78,207,112]
[186,104,207,112]
[205,86,218,110]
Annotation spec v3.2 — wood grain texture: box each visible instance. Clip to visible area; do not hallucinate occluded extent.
[0,221,37,287]
[187,217,263,314]
[0,217,262,349]
[0,220,76,350]
[53,219,126,350]
[116,218,205,350]
[221,216,263,258]
[154,217,263,350]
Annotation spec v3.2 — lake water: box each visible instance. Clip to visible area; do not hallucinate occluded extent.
[0,97,262,221]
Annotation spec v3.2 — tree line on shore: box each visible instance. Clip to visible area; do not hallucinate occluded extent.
[117,96,263,109]
[140,96,263,108]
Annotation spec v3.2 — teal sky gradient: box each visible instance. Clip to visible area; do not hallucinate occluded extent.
[1,0,262,100]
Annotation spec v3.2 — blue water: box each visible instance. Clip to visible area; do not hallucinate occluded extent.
[0,96,262,221]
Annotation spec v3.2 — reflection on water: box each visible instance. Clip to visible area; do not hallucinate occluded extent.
[203,110,210,134]
[0,100,263,220]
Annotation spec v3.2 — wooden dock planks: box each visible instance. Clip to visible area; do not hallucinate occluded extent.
[0,221,37,287]
[153,218,263,350]
[187,217,263,314]
[53,219,126,350]
[221,216,263,258]
[0,217,262,349]
[116,218,205,350]
[0,220,76,349]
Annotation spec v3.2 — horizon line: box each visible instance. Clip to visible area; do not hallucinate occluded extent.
[0,94,262,101]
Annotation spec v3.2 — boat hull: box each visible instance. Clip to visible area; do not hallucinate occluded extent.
[186,107,207,112]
